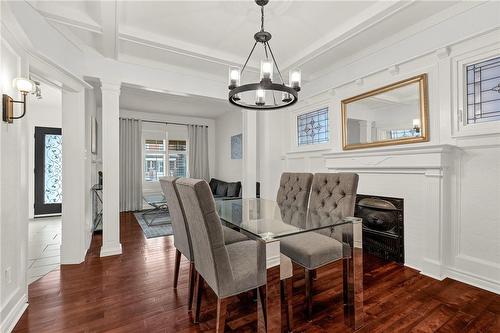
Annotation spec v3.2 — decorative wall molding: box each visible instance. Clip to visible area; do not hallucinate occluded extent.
[323,144,455,171]
[388,65,400,75]
[435,46,450,59]
[0,292,28,333]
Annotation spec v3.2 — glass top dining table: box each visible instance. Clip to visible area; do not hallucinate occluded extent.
[216,198,361,241]
[215,198,365,332]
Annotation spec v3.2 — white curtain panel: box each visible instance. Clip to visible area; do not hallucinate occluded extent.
[188,124,210,180]
[119,118,143,211]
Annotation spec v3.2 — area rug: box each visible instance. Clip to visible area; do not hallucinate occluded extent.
[134,211,173,239]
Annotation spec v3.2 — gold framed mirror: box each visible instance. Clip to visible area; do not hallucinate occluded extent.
[341,74,429,150]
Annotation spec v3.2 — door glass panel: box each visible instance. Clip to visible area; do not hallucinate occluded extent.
[44,134,63,204]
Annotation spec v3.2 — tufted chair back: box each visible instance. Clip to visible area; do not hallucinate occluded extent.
[276,172,313,227]
[309,173,359,239]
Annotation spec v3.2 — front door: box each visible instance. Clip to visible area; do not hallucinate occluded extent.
[34,127,62,216]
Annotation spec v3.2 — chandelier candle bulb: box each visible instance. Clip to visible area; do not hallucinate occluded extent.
[289,69,301,91]
[228,68,241,89]
[256,89,265,106]
[260,60,273,81]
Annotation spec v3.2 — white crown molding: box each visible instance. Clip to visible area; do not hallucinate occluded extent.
[388,65,400,76]
[435,47,451,60]
[37,10,102,34]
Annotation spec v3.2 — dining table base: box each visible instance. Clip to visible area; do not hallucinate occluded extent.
[343,221,365,330]
[257,240,283,333]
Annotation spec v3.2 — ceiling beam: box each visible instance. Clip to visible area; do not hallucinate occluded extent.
[100,0,119,59]
[35,10,101,34]
[119,32,259,72]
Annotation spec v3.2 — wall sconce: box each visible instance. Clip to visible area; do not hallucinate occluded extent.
[412,118,421,134]
[2,78,35,123]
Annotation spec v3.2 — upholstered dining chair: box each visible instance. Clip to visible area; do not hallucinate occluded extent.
[176,178,294,333]
[276,172,314,227]
[159,177,249,311]
[279,172,359,320]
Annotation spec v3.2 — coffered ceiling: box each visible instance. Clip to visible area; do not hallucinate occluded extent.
[27,1,460,118]
[28,0,459,81]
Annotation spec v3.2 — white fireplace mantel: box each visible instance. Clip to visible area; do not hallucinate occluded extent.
[323,144,456,174]
[323,144,458,280]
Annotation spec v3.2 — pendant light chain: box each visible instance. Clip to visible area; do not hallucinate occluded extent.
[261,6,265,31]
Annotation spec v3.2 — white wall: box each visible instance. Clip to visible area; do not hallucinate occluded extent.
[0,34,30,333]
[214,110,242,182]
[258,2,500,293]
[27,82,62,219]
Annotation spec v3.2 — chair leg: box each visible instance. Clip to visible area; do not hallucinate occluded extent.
[194,273,204,324]
[304,269,313,321]
[216,298,228,333]
[311,269,317,280]
[188,262,195,311]
[173,249,181,289]
[282,279,294,332]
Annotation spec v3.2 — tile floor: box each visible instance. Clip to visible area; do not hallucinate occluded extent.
[28,217,61,284]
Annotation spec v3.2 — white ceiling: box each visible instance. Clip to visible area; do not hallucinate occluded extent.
[30,1,460,77]
[30,0,460,118]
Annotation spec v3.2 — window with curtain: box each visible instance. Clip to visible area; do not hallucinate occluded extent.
[144,139,166,181]
[168,140,187,177]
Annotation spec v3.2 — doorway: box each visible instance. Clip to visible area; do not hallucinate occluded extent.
[34,126,62,216]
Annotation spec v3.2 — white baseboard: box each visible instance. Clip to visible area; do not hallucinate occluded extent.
[405,261,499,293]
[100,243,122,257]
[1,294,28,333]
[446,266,500,294]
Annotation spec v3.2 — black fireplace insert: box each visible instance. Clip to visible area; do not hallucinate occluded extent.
[355,194,404,264]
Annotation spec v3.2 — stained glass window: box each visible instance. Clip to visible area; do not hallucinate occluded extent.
[466,55,500,124]
[297,108,329,145]
[44,134,63,204]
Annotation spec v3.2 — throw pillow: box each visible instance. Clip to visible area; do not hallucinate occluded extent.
[227,182,241,197]
[215,183,228,196]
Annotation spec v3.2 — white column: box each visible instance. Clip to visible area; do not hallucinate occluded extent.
[100,81,122,257]
[61,90,87,264]
[242,110,257,198]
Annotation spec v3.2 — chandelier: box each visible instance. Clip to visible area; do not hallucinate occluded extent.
[228,0,301,110]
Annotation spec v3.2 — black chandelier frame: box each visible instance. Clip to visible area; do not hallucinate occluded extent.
[228,0,300,110]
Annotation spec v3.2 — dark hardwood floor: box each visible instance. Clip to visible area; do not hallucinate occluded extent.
[14,213,499,332]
